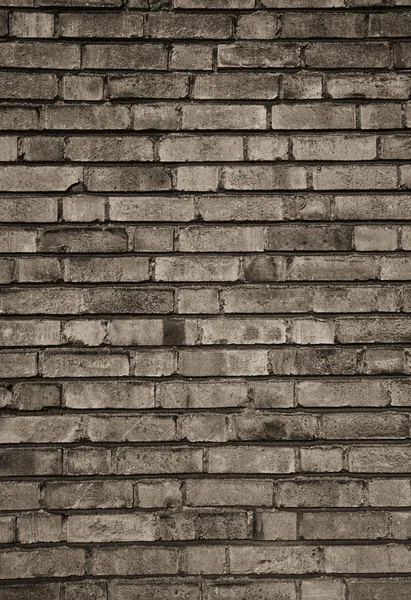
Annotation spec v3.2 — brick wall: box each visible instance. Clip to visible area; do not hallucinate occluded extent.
[0,0,411,596]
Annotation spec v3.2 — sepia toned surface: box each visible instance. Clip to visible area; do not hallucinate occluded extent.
[0,0,411,596]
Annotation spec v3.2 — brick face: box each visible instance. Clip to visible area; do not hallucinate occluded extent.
[0,0,408,592]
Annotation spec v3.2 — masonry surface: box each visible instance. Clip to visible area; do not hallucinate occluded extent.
[1,0,411,596]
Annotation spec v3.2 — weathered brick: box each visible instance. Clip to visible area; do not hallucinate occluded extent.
[171,44,213,70]
[67,514,157,542]
[21,136,64,162]
[11,11,54,37]
[272,103,356,130]
[18,513,64,544]
[0,167,83,192]
[109,74,189,99]
[65,447,111,475]
[300,447,343,472]
[306,42,390,68]
[282,12,364,38]
[370,12,411,36]
[209,446,295,473]
[361,104,403,129]
[0,42,80,68]
[293,134,377,161]
[0,107,39,130]
[147,13,233,39]
[18,257,60,282]
[237,12,280,39]
[85,166,172,192]
[0,548,86,580]
[182,104,266,130]
[0,197,57,222]
[313,165,397,190]
[348,446,411,472]
[276,479,364,507]
[155,256,240,282]
[44,481,133,509]
[44,105,130,130]
[116,446,202,474]
[62,75,104,101]
[186,479,273,506]
[159,135,243,162]
[297,380,390,407]
[222,166,307,190]
[194,73,280,100]
[218,42,301,68]
[90,546,179,575]
[0,448,61,475]
[178,349,268,376]
[229,545,321,575]
[327,74,411,99]
[60,12,143,37]
[42,351,129,377]
[207,581,296,600]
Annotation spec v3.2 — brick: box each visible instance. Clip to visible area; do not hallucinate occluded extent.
[44,105,130,130]
[179,414,227,442]
[109,73,189,100]
[175,0,253,5]
[157,381,248,409]
[0,414,84,443]
[282,12,364,37]
[321,412,408,439]
[247,136,288,161]
[62,75,104,101]
[0,167,83,192]
[185,546,226,574]
[200,317,286,344]
[159,135,243,162]
[237,12,280,39]
[0,352,37,377]
[348,446,411,472]
[0,259,14,284]
[65,447,111,475]
[207,581,296,600]
[0,482,40,510]
[222,165,306,190]
[336,317,411,343]
[380,135,411,159]
[176,288,219,314]
[42,351,129,377]
[44,481,133,509]
[292,319,334,344]
[0,287,173,314]
[155,256,239,281]
[327,74,411,99]
[222,286,310,313]
[65,257,149,283]
[178,349,268,376]
[0,548,86,580]
[348,580,411,600]
[38,228,127,252]
[263,0,343,4]
[0,585,59,600]
[87,414,175,442]
[83,43,167,69]
[64,381,153,409]
[276,479,363,507]
[194,73,279,100]
[335,195,411,220]
[0,136,17,161]
[133,104,181,130]
[229,545,321,575]
[218,42,301,68]
[137,480,183,508]
[67,136,153,162]
[186,479,273,506]
[0,107,39,130]
[209,446,295,473]
[12,383,60,411]
[266,225,351,251]
[313,165,397,190]
[0,448,61,475]
[282,73,323,100]
[300,447,343,472]
[178,226,263,252]
[19,258,62,283]
[368,479,411,507]
[109,196,194,222]
[0,319,60,346]
[256,511,297,540]
[116,447,202,474]
[85,166,172,192]
[293,134,377,161]
[147,13,233,39]
[18,513,64,544]
[67,514,157,542]
[176,166,219,191]
[391,380,411,406]
[301,580,345,600]
[0,197,57,222]
[0,42,80,68]
[354,225,397,250]
[297,380,390,407]
[110,581,200,600]
[270,347,358,375]
[62,196,105,222]
[21,136,64,162]
[324,544,411,573]
[312,285,398,313]
[60,12,143,37]
[90,547,179,575]
[234,412,317,441]
[198,195,284,221]
[370,12,411,36]
[132,349,176,376]
[361,104,403,129]
[182,104,266,130]
[65,583,108,600]
[0,516,15,544]
[0,228,37,251]
[272,104,355,130]
[306,42,389,68]
[11,11,54,37]
[362,348,405,374]
[171,44,213,70]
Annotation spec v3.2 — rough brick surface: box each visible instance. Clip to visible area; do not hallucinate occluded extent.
[0,0,409,592]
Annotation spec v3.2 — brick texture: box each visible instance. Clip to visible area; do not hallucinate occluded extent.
[0,0,410,594]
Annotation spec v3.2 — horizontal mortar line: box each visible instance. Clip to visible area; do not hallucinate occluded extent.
[6,343,411,350]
